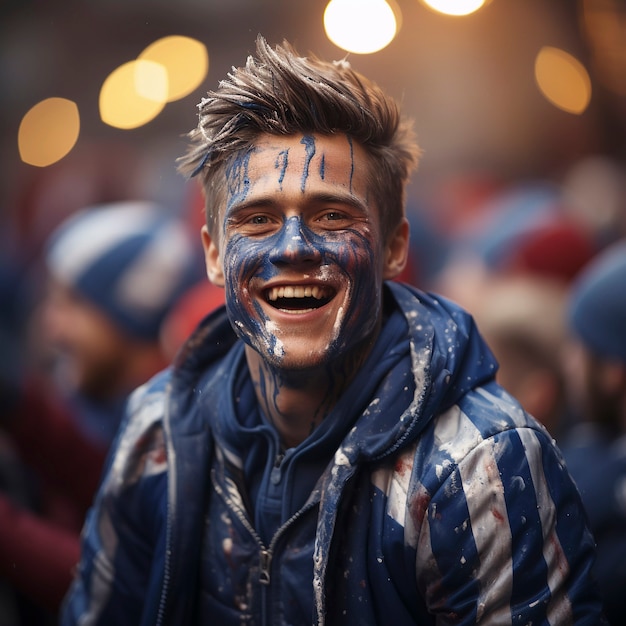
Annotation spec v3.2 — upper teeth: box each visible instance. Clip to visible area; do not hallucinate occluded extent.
[267,285,330,301]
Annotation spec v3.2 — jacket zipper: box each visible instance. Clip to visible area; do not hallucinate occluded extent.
[156,384,176,626]
[211,468,318,623]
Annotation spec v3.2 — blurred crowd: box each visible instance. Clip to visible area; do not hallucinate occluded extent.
[1,147,626,624]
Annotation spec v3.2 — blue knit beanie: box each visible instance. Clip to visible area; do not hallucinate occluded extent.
[568,239,626,364]
[45,201,204,341]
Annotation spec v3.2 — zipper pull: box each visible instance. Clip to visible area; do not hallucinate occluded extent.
[259,548,272,585]
[271,452,285,485]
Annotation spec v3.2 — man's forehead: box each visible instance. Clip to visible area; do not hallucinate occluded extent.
[225,132,366,187]
[210,132,375,235]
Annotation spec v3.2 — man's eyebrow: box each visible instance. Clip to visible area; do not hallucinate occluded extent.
[226,191,368,214]
[225,196,277,215]
[309,192,367,211]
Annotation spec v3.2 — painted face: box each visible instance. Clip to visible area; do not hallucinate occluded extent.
[208,132,398,372]
[40,280,133,399]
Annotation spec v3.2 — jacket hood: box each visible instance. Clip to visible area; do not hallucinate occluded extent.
[333,281,498,464]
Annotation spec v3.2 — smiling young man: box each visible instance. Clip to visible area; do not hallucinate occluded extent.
[201,131,409,447]
[61,37,605,625]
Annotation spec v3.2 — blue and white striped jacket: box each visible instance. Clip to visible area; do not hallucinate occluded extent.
[61,282,605,625]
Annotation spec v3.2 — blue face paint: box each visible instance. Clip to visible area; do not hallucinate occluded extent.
[224,147,254,213]
[217,132,388,375]
[275,150,289,189]
[300,135,316,192]
[223,211,381,368]
[346,136,354,193]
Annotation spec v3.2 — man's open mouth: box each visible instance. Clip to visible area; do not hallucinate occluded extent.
[265,285,334,313]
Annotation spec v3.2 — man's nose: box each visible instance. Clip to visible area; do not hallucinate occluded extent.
[269,216,321,264]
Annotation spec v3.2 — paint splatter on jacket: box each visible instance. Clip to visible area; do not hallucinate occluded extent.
[61,282,606,625]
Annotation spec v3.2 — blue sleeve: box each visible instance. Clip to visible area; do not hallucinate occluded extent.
[415,426,606,624]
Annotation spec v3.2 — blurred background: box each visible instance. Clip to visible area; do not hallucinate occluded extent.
[2,0,625,272]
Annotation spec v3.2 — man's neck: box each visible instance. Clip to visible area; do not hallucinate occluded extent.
[243,348,340,448]
[242,307,387,448]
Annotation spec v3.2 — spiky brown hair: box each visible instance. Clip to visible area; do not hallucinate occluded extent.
[178,35,420,241]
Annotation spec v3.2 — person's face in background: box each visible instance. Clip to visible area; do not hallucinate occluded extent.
[39,280,131,400]
[487,334,564,436]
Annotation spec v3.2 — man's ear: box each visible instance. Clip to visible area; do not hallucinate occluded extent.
[383,217,410,280]
[201,225,225,287]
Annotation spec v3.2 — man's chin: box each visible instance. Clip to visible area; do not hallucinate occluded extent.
[246,340,333,373]
[264,351,331,373]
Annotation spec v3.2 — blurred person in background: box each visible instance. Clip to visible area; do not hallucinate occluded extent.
[559,240,626,625]
[0,201,204,623]
[467,275,569,438]
[37,201,203,446]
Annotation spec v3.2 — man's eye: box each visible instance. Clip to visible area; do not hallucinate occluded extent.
[322,211,346,221]
[249,215,269,225]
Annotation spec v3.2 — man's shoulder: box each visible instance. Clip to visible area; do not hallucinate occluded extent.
[455,382,546,439]
[99,371,173,498]
[119,368,172,430]
[373,383,556,540]
[379,382,551,499]
[425,383,552,470]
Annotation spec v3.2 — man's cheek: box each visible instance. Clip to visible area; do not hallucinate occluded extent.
[225,237,268,284]
[331,233,377,277]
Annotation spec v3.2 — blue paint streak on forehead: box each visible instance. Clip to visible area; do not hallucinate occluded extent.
[300,135,316,193]
[275,150,289,189]
[347,136,354,194]
[225,147,254,212]
[319,154,326,180]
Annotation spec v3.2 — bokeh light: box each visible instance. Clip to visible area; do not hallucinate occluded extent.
[18,97,80,167]
[535,46,592,115]
[138,35,209,102]
[324,0,398,54]
[420,0,488,17]
[99,59,168,129]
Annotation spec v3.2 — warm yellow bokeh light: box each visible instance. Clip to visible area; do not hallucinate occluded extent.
[535,46,592,115]
[18,97,80,167]
[139,35,209,102]
[99,60,167,129]
[324,0,398,54]
[420,0,487,16]
[134,59,169,102]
